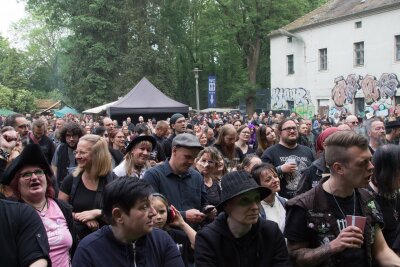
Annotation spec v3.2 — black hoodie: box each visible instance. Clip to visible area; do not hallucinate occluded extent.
[195,212,292,267]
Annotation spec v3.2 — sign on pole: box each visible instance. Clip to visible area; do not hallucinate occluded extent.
[208,76,216,108]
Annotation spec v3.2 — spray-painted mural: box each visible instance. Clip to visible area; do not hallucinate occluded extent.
[271,87,312,110]
[331,73,400,118]
[294,104,315,119]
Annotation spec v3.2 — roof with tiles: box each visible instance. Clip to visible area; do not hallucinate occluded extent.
[269,0,400,37]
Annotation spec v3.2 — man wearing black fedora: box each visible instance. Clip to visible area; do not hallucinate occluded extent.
[385,118,400,145]
[194,170,292,267]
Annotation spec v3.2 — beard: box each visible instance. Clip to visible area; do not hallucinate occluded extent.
[283,137,297,147]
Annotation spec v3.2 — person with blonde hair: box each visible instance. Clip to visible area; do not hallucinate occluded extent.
[113,135,156,178]
[59,134,116,239]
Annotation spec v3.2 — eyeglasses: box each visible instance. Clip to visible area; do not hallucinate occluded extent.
[282,127,298,132]
[74,150,89,156]
[20,169,45,180]
[200,160,216,165]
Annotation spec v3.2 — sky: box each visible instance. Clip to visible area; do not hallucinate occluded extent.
[0,0,27,39]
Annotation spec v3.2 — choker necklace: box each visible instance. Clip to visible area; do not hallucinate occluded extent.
[34,199,48,217]
[329,182,356,219]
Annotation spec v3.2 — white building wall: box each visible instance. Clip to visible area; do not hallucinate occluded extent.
[270,8,400,117]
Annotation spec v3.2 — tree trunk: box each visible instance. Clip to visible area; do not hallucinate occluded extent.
[246,38,261,116]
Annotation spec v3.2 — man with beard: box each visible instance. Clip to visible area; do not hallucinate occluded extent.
[51,122,85,186]
[213,124,244,170]
[366,118,386,154]
[345,115,359,131]
[29,119,55,164]
[4,113,30,144]
[261,119,314,199]
[163,113,186,158]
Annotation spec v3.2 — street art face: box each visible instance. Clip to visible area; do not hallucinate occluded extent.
[331,73,400,118]
[271,87,312,110]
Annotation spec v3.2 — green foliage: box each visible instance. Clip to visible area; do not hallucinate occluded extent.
[14,89,36,113]
[0,85,36,113]
[0,85,14,109]
[23,0,327,112]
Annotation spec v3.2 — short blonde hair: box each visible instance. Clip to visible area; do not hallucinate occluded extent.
[73,134,112,177]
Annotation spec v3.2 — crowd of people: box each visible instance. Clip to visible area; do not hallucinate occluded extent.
[1,109,400,267]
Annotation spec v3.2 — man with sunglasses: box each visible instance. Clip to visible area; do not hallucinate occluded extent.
[345,115,359,131]
[261,119,314,199]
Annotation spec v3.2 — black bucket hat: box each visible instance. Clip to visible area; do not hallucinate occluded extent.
[1,144,53,185]
[126,135,157,153]
[216,170,271,212]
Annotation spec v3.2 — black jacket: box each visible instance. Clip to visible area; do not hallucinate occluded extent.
[296,155,330,195]
[195,212,292,267]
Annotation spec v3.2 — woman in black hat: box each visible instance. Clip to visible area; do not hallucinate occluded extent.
[59,134,115,240]
[3,144,76,267]
[194,170,291,267]
[113,134,156,178]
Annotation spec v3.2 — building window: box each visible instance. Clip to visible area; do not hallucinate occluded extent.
[319,48,328,70]
[354,42,364,66]
[287,55,294,74]
[396,35,400,61]
[287,37,292,43]
[355,21,362,28]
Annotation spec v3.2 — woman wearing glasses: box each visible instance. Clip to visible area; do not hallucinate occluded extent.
[235,125,255,156]
[59,134,115,240]
[196,148,223,208]
[2,144,76,267]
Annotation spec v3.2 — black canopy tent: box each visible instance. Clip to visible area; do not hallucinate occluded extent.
[107,77,189,122]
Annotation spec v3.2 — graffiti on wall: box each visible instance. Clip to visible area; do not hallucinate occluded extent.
[331,73,400,117]
[294,104,315,119]
[271,87,312,110]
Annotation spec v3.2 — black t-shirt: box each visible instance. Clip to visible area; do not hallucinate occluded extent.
[285,191,367,267]
[167,228,194,267]
[60,174,98,212]
[374,193,400,251]
[205,181,221,206]
[261,144,314,199]
[60,174,100,239]
[0,200,51,267]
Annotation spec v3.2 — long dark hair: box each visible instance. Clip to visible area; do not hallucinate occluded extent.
[372,144,400,195]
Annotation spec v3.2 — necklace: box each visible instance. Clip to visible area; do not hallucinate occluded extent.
[33,199,48,217]
[328,182,356,219]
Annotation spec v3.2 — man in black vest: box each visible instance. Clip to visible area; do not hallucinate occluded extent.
[285,131,400,267]
[51,122,85,186]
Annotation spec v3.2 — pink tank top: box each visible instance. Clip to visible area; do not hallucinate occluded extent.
[39,198,73,267]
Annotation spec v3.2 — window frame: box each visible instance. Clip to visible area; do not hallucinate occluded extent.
[287,54,294,75]
[319,48,328,71]
[354,41,364,67]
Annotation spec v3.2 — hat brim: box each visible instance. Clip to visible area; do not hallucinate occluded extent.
[126,135,157,153]
[385,122,400,129]
[216,186,271,212]
[1,144,53,185]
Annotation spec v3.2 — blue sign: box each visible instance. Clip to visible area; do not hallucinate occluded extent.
[208,76,216,108]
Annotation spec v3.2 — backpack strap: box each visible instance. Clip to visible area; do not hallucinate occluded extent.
[69,174,81,204]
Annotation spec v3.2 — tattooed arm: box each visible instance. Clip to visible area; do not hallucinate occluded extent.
[287,226,364,267]
[287,241,333,267]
